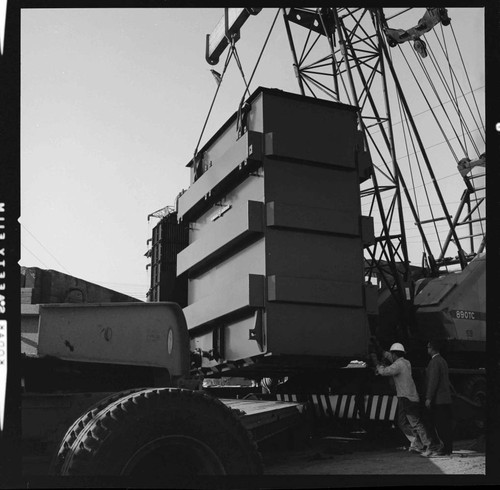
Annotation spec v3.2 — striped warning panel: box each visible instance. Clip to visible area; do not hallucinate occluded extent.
[276,394,398,421]
[366,394,399,422]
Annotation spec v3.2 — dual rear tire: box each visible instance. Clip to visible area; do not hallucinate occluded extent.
[51,388,263,477]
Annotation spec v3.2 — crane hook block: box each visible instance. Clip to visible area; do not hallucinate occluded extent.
[206,8,262,65]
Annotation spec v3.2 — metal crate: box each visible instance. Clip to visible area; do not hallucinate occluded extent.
[176,87,374,375]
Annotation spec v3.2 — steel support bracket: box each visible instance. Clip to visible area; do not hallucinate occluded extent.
[249,309,264,351]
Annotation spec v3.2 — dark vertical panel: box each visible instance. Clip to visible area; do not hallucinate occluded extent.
[149,212,189,306]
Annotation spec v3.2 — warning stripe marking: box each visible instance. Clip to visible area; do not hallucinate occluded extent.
[339,394,349,418]
[379,395,388,421]
[347,396,356,418]
[323,394,334,417]
[369,395,379,420]
[388,396,398,421]
[273,394,398,422]
[311,394,324,418]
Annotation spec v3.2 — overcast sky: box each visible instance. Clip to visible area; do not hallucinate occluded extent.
[20,7,485,301]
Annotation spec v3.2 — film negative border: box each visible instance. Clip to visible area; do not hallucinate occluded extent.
[0,0,6,55]
[0,319,6,431]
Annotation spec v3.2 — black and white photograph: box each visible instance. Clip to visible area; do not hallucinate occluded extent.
[1,2,499,488]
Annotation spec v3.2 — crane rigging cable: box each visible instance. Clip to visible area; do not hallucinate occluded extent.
[388,42,444,262]
[231,42,251,100]
[386,126,483,163]
[421,24,483,157]
[431,27,485,146]
[193,45,234,160]
[368,86,484,138]
[235,8,281,135]
[439,22,466,155]
[402,43,460,162]
[422,33,467,155]
[423,38,480,157]
[396,27,482,167]
[194,8,280,162]
[449,23,485,137]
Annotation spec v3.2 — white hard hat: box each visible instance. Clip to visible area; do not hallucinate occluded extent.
[389,342,406,353]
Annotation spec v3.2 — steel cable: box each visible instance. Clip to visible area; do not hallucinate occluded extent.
[424,36,480,156]
[243,8,281,98]
[232,43,251,99]
[414,45,467,158]
[440,23,467,155]
[193,46,234,158]
[394,58,444,257]
[449,23,485,137]
[425,29,482,154]
[22,224,71,274]
[399,44,459,162]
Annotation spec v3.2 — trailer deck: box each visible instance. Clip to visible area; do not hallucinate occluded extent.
[221,397,307,442]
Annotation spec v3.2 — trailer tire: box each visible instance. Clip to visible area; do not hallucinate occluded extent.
[462,376,486,407]
[56,388,263,477]
[454,376,486,438]
[50,388,148,475]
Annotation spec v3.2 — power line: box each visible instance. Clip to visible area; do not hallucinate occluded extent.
[21,224,71,274]
[21,243,50,270]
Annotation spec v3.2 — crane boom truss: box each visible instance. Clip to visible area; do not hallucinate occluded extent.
[281,7,484,310]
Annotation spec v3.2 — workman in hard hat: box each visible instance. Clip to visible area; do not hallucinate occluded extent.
[369,338,422,452]
[372,342,440,456]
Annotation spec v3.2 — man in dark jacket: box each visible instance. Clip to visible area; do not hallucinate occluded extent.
[424,339,453,456]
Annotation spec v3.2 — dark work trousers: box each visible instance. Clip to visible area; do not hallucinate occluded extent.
[398,397,435,450]
[396,403,422,447]
[430,403,453,453]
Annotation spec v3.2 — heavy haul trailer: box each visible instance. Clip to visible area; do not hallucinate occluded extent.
[21,302,306,477]
[152,86,485,431]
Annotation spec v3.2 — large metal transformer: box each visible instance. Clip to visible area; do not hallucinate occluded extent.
[175,88,375,375]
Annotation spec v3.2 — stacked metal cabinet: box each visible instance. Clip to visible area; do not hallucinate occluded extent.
[176,87,375,375]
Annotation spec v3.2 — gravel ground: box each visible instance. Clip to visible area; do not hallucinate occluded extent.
[262,432,486,476]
